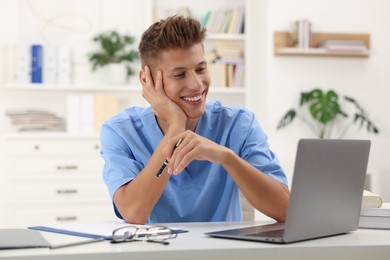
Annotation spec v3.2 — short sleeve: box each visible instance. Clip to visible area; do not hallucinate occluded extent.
[100,123,144,201]
[239,112,288,187]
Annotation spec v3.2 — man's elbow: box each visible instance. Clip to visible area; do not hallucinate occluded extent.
[120,210,149,225]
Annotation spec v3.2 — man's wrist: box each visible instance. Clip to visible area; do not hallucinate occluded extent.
[166,124,185,136]
[218,146,235,168]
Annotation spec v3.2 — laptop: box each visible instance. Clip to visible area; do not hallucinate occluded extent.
[205,139,371,244]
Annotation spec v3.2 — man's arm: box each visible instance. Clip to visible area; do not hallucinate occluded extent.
[165,130,290,222]
[221,149,290,222]
[113,126,182,224]
[113,67,187,224]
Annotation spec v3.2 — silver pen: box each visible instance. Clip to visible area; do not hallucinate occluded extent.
[155,139,182,178]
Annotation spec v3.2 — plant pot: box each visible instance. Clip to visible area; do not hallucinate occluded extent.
[107,63,128,85]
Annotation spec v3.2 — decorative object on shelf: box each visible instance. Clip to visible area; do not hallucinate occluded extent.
[291,19,312,48]
[88,30,139,84]
[277,88,379,139]
[274,31,370,58]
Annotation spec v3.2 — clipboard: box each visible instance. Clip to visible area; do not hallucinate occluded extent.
[29,220,188,241]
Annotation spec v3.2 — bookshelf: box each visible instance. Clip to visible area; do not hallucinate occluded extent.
[274,31,370,58]
[152,0,246,90]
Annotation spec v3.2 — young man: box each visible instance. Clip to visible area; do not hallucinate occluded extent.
[100,16,290,224]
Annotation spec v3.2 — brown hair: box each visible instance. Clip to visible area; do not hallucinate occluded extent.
[138,15,206,67]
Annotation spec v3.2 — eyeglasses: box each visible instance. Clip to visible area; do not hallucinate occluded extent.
[111,225,178,245]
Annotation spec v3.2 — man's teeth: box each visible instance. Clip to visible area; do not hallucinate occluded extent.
[183,94,202,102]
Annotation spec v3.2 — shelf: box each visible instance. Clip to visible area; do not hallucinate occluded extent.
[3,132,100,140]
[0,84,245,94]
[207,33,245,41]
[0,83,142,92]
[274,31,370,58]
[276,47,370,58]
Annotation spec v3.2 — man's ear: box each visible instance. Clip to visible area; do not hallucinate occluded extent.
[139,65,155,86]
[139,68,146,86]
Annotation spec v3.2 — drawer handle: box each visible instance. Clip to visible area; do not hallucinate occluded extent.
[57,165,78,170]
[56,216,78,222]
[56,189,78,194]
[33,145,40,151]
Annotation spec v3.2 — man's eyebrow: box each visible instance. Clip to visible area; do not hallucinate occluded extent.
[169,61,207,72]
[169,66,186,72]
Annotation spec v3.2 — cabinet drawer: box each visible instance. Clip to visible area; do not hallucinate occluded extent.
[6,157,104,177]
[5,203,115,226]
[5,140,101,155]
[11,182,110,202]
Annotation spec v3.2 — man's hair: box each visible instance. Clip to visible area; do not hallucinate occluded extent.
[138,15,207,67]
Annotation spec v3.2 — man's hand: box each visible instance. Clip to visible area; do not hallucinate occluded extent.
[141,66,187,130]
[164,130,229,175]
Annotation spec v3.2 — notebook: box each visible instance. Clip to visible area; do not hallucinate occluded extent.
[205,139,371,244]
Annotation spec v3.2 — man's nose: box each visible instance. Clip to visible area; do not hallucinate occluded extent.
[188,72,202,90]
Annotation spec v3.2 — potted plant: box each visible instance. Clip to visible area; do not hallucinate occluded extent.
[277,88,379,139]
[88,30,139,83]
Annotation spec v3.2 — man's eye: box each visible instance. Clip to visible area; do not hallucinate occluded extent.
[174,73,185,78]
[197,67,207,73]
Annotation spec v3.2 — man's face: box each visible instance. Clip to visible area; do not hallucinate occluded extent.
[154,43,211,119]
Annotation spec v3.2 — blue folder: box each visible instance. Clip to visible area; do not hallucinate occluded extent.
[29,226,112,240]
[29,225,188,240]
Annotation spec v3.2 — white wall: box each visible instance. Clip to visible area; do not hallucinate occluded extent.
[1,0,389,201]
[1,0,149,85]
[258,0,390,200]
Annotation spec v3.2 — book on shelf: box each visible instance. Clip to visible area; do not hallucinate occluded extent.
[5,109,65,132]
[94,94,119,133]
[203,7,245,34]
[319,40,367,52]
[209,60,244,88]
[362,190,383,208]
[359,203,390,229]
[214,45,244,60]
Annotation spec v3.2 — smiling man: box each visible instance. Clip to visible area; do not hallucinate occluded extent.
[100,16,290,225]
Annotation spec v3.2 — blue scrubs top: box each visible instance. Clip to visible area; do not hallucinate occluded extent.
[100,100,287,223]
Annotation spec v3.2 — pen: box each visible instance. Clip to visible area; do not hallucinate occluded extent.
[156,139,182,178]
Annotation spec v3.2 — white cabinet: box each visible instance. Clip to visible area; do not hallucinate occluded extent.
[0,135,115,226]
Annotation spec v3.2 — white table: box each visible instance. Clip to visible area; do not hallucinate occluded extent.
[1,221,390,260]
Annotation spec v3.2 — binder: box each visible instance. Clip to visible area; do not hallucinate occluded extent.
[58,46,72,85]
[16,44,31,84]
[43,45,58,84]
[66,94,82,134]
[80,94,94,135]
[31,44,43,83]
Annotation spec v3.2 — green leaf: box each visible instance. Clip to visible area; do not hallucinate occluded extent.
[87,30,139,73]
[306,89,343,124]
[277,109,297,129]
